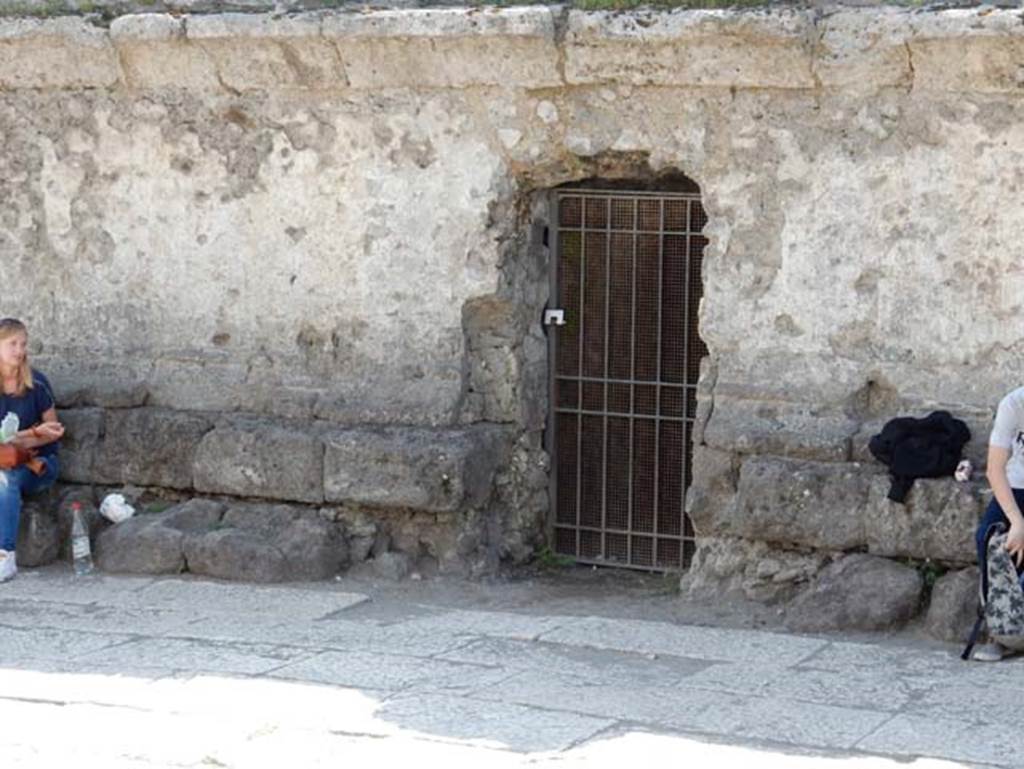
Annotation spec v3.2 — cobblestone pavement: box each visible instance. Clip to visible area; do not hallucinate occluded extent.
[0,567,1018,768]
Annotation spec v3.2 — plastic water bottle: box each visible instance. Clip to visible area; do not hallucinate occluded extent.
[70,502,94,576]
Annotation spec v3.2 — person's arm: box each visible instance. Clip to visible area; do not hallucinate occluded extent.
[987,444,1024,566]
[10,406,64,450]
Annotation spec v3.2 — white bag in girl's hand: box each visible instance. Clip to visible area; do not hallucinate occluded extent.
[0,413,19,444]
[99,493,135,524]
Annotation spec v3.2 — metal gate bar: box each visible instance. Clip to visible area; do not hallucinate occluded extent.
[549,188,708,571]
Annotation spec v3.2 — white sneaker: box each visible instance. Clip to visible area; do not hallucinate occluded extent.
[0,550,16,582]
[972,642,1007,662]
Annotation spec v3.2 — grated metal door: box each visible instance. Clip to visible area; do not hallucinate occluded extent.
[548,188,708,571]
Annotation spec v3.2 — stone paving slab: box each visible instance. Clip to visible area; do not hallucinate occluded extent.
[73,636,315,676]
[436,637,713,687]
[755,665,926,712]
[129,577,369,617]
[553,729,969,769]
[539,616,828,665]
[0,596,202,637]
[472,670,892,751]
[1,570,159,605]
[376,692,616,753]
[857,713,1021,767]
[270,648,514,693]
[175,615,472,657]
[398,609,570,641]
[0,624,131,663]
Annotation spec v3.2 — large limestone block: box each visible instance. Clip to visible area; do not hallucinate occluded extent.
[322,425,508,512]
[563,9,815,89]
[785,554,924,632]
[714,456,876,550]
[814,10,913,92]
[95,408,214,490]
[925,567,979,643]
[864,477,984,565]
[907,10,1024,94]
[702,397,857,462]
[324,7,560,89]
[110,14,221,90]
[57,408,103,484]
[0,18,119,90]
[193,420,324,504]
[186,14,346,92]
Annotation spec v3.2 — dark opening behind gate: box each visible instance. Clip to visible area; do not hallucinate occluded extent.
[548,184,708,571]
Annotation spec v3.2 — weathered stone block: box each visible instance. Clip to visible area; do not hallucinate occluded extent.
[925,567,979,643]
[323,8,560,89]
[15,485,60,567]
[815,10,912,92]
[184,528,289,583]
[95,515,188,574]
[57,408,103,484]
[679,535,829,605]
[95,498,345,582]
[182,502,345,582]
[322,425,508,512]
[370,551,413,581]
[95,498,225,575]
[564,9,815,89]
[193,421,324,504]
[703,397,857,461]
[685,445,738,535]
[864,477,984,565]
[785,554,923,632]
[713,457,876,550]
[95,408,214,490]
[0,18,119,90]
[186,14,346,92]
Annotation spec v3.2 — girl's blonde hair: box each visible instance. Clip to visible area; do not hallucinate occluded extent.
[0,318,33,396]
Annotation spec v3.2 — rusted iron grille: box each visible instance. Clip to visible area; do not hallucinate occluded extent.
[550,189,708,571]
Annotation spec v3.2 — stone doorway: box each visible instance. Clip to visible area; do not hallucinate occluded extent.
[547,181,708,571]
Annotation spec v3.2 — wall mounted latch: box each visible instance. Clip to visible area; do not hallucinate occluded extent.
[544,308,566,327]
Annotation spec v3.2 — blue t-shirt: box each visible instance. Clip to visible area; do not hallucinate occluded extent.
[0,370,58,457]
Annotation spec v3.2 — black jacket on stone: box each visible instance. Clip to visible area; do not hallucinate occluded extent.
[868,410,971,503]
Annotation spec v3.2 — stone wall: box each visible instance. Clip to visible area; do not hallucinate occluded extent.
[1,6,1019,602]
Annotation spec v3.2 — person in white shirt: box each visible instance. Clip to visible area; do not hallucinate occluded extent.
[972,386,1024,660]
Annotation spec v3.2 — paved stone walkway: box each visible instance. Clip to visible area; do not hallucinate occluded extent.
[0,568,1019,768]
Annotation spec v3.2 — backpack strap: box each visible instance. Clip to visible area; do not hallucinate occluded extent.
[961,610,986,661]
[961,521,1008,661]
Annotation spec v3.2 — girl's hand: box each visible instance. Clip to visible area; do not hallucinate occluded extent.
[1006,523,1024,568]
[33,422,64,441]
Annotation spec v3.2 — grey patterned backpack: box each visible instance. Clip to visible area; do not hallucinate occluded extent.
[962,523,1024,660]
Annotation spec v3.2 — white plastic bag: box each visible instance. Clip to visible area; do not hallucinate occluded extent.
[99,493,135,524]
[0,413,19,444]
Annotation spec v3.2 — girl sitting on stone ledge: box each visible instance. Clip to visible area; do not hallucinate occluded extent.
[0,318,64,583]
[972,385,1024,660]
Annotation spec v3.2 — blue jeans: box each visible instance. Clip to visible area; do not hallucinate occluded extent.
[976,488,1024,567]
[0,455,59,552]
